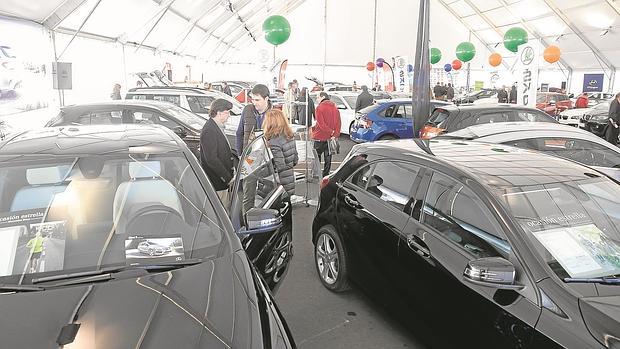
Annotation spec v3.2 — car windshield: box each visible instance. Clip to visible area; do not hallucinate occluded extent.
[0,154,228,284]
[595,102,610,111]
[160,105,207,130]
[494,176,620,280]
[536,94,547,103]
[427,108,450,126]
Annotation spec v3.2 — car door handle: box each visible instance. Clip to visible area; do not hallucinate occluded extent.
[406,234,430,258]
[344,194,361,208]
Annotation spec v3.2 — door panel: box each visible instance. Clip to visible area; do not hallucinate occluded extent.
[398,171,541,348]
[229,136,292,292]
[336,161,420,302]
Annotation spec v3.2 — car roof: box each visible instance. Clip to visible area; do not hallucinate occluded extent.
[0,125,182,157]
[354,139,598,189]
[60,99,180,112]
[434,103,541,112]
[127,86,224,95]
[445,121,598,140]
[377,98,449,104]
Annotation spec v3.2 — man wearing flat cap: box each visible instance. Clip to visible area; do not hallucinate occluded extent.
[200,98,235,204]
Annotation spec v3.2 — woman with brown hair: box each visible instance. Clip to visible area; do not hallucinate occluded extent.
[263,109,299,197]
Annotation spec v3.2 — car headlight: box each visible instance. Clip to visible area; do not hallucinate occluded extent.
[591,115,608,122]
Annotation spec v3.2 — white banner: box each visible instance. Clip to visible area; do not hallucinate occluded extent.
[394,56,409,93]
[515,40,540,108]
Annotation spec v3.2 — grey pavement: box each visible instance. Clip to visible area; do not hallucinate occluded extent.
[275,136,425,349]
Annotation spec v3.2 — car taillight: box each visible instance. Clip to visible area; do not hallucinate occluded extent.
[320,176,330,190]
[361,116,373,128]
[420,125,444,140]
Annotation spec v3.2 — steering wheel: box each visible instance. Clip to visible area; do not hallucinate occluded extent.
[124,204,183,234]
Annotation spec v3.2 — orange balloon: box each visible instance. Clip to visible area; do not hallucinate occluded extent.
[488,53,502,67]
[544,45,561,63]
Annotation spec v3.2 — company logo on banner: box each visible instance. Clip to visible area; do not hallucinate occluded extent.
[394,56,409,92]
[582,74,604,92]
[516,41,540,108]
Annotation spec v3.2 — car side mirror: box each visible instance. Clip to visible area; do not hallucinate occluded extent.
[463,257,524,290]
[172,126,187,138]
[239,208,282,235]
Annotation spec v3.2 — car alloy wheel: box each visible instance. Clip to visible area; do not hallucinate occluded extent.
[314,226,349,292]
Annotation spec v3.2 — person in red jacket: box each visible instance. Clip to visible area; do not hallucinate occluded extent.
[575,92,589,108]
[312,92,341,176]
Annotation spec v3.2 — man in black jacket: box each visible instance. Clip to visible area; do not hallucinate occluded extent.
[355,85,374,112]
[201,99,235,202]
[606,92,620,146]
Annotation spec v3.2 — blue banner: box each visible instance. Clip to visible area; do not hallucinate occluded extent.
[583,74,604,92]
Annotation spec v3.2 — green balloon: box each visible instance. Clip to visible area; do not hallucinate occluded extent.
[430,48,441,64]
[262,15,291,46]
[504,27,528,53]
[456,42,476,62]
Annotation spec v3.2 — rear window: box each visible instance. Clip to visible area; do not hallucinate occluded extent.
[359,104,382,115]
[427,108,451,126]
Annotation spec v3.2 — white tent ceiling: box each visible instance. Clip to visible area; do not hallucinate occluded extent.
[0,0,618,71]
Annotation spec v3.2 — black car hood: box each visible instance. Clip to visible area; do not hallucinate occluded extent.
[0,254,266,349]
[579,296,620,347]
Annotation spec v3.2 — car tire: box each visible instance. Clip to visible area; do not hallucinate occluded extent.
[314,225,350,292]
[378,134,397,141]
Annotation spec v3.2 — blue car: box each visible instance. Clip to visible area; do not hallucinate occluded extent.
[350,98,450,142]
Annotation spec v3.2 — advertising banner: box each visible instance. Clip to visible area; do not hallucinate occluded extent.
[516,40,540,108]
[582,74,604,92]
[394,56,409,93]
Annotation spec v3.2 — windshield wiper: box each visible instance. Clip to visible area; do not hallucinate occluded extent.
[32,258,205,285]
[563,277,620,285]
[0,284,45,292]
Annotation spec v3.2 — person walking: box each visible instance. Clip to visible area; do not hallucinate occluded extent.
[200,99,235,204]
[313,92,341,177]
[433,82,443,100]
[497,86,508,103]
[355,85,374,112]
[509,84,517,104]
[606,92,620,146]
[575,92,589,108]
[264,109,299,197]
[110,84,122,100]
[222,82,233,96]
[446,83,455,101]
[284,81,296,123]
[296,87,315,126]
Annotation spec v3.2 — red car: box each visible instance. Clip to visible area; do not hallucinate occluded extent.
[536,92,572,116]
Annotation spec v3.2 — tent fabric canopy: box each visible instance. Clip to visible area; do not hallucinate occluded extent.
[0,0,618,71]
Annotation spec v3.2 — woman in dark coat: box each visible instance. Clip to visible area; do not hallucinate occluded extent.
[263,109,299,197]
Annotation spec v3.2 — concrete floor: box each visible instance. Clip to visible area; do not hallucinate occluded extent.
[275,136,425,348]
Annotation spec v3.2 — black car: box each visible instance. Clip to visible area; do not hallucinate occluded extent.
[454,88,497,104]
[582,102,612,137]
[422,104,557,139]
[313,139,620,348]
[0,125,295,348]
[45,100,207,158]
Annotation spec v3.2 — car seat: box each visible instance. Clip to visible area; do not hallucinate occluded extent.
[10,165,70,212]
[112,161,183,235]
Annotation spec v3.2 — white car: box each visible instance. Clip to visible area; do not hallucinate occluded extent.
[559,102,611,128]
[125,86,244,136]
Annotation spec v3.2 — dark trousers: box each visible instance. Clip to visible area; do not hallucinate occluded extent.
[605,121,619,146]
[314,140,332,177]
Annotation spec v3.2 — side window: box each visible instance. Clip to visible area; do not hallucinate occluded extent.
[517,111,550,122]
[76,111,123,125]
[379,105,396,118]
[332,96,347,110]
[365,162,419,210]
[404,104,413,118]
[127,94,150,100]
[452,112,475,130]
[474,112,509,124]
[187,96,214,114]
[348,164,373,189]
[391,105,405,118]
[537,138,620,168]
[422,172,510,258]
[153,95,181,106]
